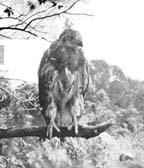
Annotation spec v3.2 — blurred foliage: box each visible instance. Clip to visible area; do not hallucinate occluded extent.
[134,90,144,112]
[107,80,131,108]
[0,59,144,167]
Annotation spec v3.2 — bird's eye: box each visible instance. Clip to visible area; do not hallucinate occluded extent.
[67,36,73,41]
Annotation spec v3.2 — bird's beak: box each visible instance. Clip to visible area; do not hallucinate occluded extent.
[76,40,83,47]
[79,41,83,47]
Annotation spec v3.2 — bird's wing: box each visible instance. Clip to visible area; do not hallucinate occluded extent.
[76,48,90,97]
[38,49,48,107]
[38,49,57,107]
[38,45,70,107]
[82,61,90,97]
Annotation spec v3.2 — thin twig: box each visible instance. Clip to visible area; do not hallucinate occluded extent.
[11,5,53,29]
[0,34,12,39]
[0,0,91,40]
[26,101,39,107]
[0,77,27,82]
[0,26,52,41]
[22,98,37,102]
[0,26,38,37]
[0,85,39,111]
[24,6,53,23]
[65,12,94,16]
[23,0,81,30]
[0,86,19,100]
[24,107,38,111]
[0,2,10,8]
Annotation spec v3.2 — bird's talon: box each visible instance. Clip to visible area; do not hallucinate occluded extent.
[67,122,78,134]
[68,124,73,131]
[53,123,60,132]
[46,121,60,138]
[74,124,78,135]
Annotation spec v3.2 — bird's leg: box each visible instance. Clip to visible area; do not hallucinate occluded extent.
[45,99,60,138]
[67,115,78,134]
[67,94,83,135]
[73,115,78,134]
[46,118,60,138]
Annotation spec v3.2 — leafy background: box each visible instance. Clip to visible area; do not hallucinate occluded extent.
[0,59,144,168]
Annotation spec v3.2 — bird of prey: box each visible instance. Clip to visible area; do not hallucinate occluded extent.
[38,28,89,138]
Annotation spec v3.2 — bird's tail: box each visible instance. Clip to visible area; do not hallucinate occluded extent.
[56,109,72,128]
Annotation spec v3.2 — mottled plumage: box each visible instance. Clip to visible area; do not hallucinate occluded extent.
[38,29,89,138]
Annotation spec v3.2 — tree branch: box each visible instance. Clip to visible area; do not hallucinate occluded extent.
[24,6,53,23]
[0,34,12,39]
[0,86,19,100]
[23,0,81,30]
[0,77,28,82]
[0,0,92,39]
[0,27,38,37]
[0,26,54,41]
[0,120,113,139]
[65,12,94,17]
[0,2,11,8]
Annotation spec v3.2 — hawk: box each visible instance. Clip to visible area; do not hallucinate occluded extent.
[38,28,89,138]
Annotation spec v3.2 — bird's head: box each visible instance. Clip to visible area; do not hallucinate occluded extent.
[59,29,83,47]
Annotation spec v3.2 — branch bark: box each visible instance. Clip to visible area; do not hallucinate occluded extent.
[0,120,113,139]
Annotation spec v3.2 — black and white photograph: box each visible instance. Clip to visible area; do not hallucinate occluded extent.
[0,0,144,167]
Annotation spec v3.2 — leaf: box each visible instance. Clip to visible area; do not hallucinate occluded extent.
[38,0,57,6]
[4,7,14,17]
[27,1,36,11]
[38,0,48,5]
